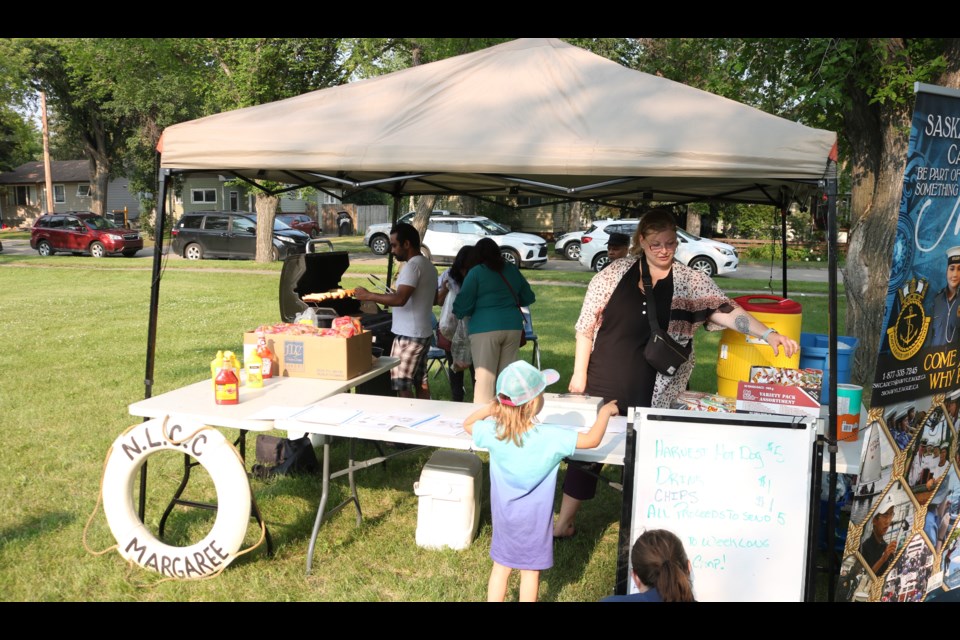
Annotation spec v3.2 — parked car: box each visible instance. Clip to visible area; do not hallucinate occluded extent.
[277,213,321,237]
[171,211,309,261]
[30,211,143,257]
[363,210,455,255]
[365,211,547,268]
[554,230,585,260]
[577,219,640,272]
[578,219,739,276]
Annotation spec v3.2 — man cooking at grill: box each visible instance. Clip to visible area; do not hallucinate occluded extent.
[354,222,439,399]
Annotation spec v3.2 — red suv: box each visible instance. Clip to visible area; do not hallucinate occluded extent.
[276,213,321,238]
[31,211,143,257]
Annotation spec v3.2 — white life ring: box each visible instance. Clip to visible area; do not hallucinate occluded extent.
[102,418,251,579]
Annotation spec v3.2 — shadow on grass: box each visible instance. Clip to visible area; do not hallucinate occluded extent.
[242,440,435,556]
[0,511,75,550]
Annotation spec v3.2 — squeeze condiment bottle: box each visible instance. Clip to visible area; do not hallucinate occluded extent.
[214,357,239,405]
[256,334,275,379]
[246,350,263,389]
[211,350,224,389]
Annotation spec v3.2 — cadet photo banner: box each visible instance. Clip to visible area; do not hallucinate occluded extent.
[839,83,960,603]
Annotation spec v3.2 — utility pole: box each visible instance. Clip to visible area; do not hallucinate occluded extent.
[40,91,53,214]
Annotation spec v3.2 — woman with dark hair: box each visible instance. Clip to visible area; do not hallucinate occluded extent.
[602,529,695,602]
[437,245,477,401]
[453,237,535,403]
[554,209,798,539]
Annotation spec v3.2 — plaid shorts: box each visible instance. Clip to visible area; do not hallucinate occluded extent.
[390,335,432,391]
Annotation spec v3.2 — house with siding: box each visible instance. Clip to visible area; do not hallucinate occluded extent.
[173,175,336,218]
[0,160,142,227]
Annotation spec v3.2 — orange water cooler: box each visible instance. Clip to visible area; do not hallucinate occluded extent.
[716,295,802,398]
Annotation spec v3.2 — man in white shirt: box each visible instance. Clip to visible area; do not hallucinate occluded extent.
[355,222,439,398]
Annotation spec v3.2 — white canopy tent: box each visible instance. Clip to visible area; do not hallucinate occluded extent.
[157,38,836,206]
[149,38,844,597]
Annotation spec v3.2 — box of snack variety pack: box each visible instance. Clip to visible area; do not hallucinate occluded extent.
[736,366,822,419]
[671,390,737,413]
[243,317,372,380]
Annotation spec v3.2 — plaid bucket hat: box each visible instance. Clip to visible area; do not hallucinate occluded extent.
[496,360,560,407]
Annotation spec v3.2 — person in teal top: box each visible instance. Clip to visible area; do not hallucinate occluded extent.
[453,238,535,403]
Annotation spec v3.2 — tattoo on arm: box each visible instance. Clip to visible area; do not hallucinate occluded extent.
[735,313,751,335]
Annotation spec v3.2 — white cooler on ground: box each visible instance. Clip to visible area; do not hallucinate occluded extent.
[413,450,483,550]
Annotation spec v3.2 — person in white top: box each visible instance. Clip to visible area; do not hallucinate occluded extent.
[355,222,439,398]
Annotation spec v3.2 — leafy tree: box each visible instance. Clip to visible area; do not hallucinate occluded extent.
[0,39,138,215]
[195,38,356,261]
[0,38,206,220]
[0,106,40,170]
[614,37,960,386]
[710,38,960,386]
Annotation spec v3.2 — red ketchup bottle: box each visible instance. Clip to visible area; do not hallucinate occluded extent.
[256,334,275,379]
[214,359,239,405]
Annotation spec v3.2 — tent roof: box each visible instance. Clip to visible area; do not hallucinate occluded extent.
[158,38,837,206]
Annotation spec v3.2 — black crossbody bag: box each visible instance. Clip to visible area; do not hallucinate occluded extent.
[640,257,691,376]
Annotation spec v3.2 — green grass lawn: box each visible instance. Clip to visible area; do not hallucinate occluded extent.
[0,254,845,601]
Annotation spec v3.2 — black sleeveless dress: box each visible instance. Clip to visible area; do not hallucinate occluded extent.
[585,260,673,412]
[562,260,673,501]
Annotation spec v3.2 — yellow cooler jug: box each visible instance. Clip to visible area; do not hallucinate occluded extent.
[716,295,802,398]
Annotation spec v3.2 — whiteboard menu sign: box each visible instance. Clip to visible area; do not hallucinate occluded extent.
[630,408,818,602]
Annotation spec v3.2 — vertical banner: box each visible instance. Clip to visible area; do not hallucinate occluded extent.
[838,84,960,602]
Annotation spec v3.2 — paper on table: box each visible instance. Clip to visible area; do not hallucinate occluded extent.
[349,411,440,431]
[292,405,362,425]
[402,416,466,436]
[245,405,311,421]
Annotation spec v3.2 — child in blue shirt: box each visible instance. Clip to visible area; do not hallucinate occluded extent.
[463,360,618,602]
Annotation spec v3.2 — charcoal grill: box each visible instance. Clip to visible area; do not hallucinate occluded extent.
[278,245,394,353]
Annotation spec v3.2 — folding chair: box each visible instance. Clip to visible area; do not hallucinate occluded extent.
[520,306,540,369]
[427,316,452,380]
[426,344,450,380]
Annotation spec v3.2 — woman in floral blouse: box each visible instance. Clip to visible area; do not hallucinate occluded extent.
[553,208,799,539]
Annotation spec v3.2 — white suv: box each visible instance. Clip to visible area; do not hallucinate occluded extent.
[364,211,548,268]
[578,219,739,276]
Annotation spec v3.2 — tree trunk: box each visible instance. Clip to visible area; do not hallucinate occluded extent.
[843,42,909,388]
[686,204,701,236]
[460,195,477,216]
[570,201,583,232]
[845,138,904,388]
[255,190,280,262]
[87,155,110,216]
[409,195,436,252]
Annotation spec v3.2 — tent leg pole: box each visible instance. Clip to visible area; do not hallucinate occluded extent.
[386,186,403,286]
[138,166,171,521]
[824,168,840,602]
[781,203,789,299]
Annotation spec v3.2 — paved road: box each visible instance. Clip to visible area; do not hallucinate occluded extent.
[2,238,841,283]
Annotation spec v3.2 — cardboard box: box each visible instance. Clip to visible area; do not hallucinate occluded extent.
[243,329,372,380]
[746,365,823,399]
[671,391,737,413]
[736,381,820,419]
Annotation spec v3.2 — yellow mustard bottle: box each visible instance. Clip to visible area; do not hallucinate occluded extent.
[211,350,224,389]
[246,349,263,388]
[224,350,241,376]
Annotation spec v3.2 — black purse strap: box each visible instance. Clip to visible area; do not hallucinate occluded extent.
[639,256,663,334]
